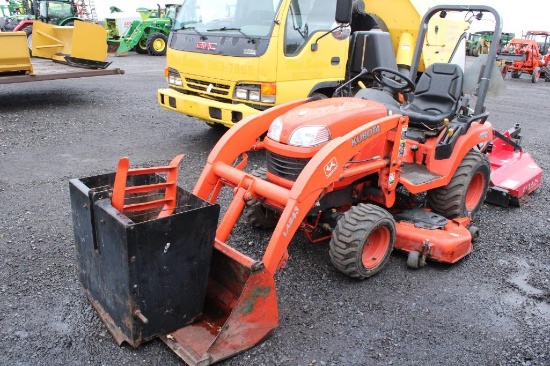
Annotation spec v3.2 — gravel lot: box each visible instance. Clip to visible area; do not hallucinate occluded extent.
[1,54,549,366]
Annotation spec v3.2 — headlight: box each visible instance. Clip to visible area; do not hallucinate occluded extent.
[288,125,331,147]
[267,117,283,142]
[235,87,248,99]
[166,68,182,87]
[234,82,276,104]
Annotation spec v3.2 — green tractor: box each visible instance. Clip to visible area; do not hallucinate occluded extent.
[466,31,494,57]
[107,3,180,57]
[466,31,515,57]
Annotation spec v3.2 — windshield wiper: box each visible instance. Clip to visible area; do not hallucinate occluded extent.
[175,26,207,40]
[206,27,257,44]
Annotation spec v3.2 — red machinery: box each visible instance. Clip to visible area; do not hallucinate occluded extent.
[70,3,542,365]
[498,31,550,83]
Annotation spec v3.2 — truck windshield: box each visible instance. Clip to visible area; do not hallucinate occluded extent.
[173,0,281,37]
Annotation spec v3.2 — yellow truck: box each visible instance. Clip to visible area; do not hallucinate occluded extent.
[158,0,468,128]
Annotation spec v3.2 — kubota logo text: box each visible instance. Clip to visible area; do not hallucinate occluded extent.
[196,42,217,51]
[351,125,381,146]
[283,206,299,237]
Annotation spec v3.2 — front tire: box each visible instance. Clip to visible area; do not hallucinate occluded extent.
[146,32,168,56]
[427,151,490,219]
[134,38,149,54]
[329,204,395,279]
[532,67,541,83]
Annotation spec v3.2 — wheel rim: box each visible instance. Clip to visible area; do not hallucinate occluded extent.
[465,172,485,211]
[361,226,390,269]
[153,39,165,52]
[138,39,147,50]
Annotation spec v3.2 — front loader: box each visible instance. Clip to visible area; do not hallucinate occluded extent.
[70,3,542,365]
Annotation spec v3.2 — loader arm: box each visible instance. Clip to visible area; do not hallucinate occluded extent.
[193,105,408,274]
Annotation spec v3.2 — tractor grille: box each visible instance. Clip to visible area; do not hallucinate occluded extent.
[185,78,230,96]
[266,151,310,181]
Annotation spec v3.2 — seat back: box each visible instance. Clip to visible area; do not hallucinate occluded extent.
[402,63,464,128]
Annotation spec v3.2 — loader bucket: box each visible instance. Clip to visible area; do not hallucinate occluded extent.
[0,31,33,75]
[32,20,110,68]
[161,242,279,365]
[107,38,131,57]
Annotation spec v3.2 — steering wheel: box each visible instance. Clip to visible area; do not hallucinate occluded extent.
[372,67,416,94]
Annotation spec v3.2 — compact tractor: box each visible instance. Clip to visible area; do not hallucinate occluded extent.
[498,31,550,83]
[70,3,542,365]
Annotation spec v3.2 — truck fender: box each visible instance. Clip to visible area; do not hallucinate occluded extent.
[308,81,340,98]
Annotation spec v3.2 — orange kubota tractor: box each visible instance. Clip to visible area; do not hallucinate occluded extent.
[70,3,542,365]
[498,31,550,83]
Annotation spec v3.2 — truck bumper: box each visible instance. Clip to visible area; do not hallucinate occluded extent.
[158,88,262,128]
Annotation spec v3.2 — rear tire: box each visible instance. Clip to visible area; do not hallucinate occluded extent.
[146,32,168,56]
[243,168,279,229]
[511,70,521,79]
[329,204,395,279]
[427,151,490,219]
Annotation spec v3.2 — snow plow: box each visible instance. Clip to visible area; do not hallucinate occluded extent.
[0,30,33,74]
[70,3,542,365]
[31,20,111,68]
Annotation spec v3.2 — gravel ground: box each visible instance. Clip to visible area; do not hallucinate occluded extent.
[0,54,549,366]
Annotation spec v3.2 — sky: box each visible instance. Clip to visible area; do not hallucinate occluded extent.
[91,0,547,38]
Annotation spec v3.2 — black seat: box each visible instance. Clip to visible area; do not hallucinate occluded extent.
[400,63,464,129]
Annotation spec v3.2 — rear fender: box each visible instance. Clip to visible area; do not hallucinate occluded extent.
[427,121,493,178]
[13,19,34,32]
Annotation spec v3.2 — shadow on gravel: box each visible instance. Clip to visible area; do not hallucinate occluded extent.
[0,90,92,111]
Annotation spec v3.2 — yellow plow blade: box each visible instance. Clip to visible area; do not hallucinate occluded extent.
[0,31,34,75]
[32,20,111,69]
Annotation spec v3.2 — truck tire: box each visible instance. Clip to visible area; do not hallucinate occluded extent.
[329,204,395,279]
[243,168,279,229]
[427,151,490,219]
[134,38,149,54]
[146,32,168,56]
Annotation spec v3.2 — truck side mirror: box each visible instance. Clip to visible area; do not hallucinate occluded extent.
[335,0,353,24]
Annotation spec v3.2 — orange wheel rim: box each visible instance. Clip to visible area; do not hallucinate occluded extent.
[362,226,390,269]
[466,172,485,211]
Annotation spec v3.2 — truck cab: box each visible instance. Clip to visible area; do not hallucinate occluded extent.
[158,0,468,128]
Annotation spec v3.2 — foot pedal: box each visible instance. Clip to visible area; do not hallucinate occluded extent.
[112,154,184,218]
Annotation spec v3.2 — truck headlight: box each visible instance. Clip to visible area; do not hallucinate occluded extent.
[165,67,182,87]
[288,126,331,147]
[234,82,276,104]
[267,117,283,142]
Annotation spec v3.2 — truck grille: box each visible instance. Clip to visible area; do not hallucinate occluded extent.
[266,151,310,181]
[185,78,230,96]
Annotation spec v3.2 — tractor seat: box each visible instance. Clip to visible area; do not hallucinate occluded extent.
[400,63,464,129]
